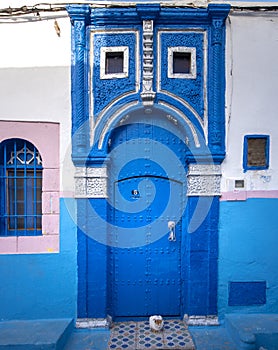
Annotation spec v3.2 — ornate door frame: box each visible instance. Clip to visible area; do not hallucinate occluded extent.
[67,3,230,320]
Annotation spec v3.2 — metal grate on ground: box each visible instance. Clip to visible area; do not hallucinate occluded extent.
[107,319,195,350]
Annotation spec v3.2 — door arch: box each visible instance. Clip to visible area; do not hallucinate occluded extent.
[107,116,188,319]
[76,106,221,319]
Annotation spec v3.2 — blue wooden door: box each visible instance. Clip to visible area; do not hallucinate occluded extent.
[109,121,185,318]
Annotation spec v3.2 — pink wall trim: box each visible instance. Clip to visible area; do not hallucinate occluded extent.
[17,235,59,254]
[42,192,60,215]
[43,169,60,192]
[221,190,278,201]
[42,214,60,235]
[0,237,17,254]
[0,121,59,169]
[0,121,60,254]
[0,235,59,254]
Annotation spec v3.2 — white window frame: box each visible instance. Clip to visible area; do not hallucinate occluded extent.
[100,46,129,80]
[168,46,197,79]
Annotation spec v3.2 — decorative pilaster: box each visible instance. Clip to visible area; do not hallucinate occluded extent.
[136,4,160,107]
[75,167,108,198]
[67,5,90,165]
[208,4,230,163]
[140,20,156,106]
[187,164,221,196]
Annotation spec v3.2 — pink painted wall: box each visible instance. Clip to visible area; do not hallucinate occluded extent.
[0,121,59,168]
[221,190,278,201]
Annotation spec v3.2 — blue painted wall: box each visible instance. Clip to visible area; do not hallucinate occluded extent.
[92,32,139,116]
[218,198,278,318]
[77,198,108,319]
[0,199,77,321]
[159,31,205,118]
[183,196,219,316]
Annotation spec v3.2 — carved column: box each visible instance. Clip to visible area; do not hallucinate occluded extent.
[187,164,221,196]
[136,4,160,108]
[75,167,108,198]
[67,5,90,165]
[141,20,156,106]
[208,4,230,163]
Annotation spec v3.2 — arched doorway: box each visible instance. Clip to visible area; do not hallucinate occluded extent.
[107,111,188,319]
[75,104,221,321]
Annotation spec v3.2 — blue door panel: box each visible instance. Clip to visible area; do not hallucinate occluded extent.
[112,174,183,317]
[112,221,182,316]
[148,236,182,316]
[77,228,88,318]
[109,121,186,318]
[114,248,149,316]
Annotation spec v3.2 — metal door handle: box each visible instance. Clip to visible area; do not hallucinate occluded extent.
[168,221,176,241]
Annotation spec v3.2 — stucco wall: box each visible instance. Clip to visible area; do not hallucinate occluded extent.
[219,198,278,317]
[222,12,278,194]
[0,14,73,179]
[0,8,77,319]
[0,2,277,320]
[0,199,77,320]
[218,11,278,317]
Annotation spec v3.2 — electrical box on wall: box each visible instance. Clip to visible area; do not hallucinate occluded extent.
[234,179,245,189]
[225,178,247,201]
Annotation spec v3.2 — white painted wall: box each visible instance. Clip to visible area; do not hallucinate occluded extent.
[222,11,278,192]
[1,2,278,194]
[0,3,74,193]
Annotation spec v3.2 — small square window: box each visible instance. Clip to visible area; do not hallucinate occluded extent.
[235,179,245,189]
[243,135,270,171]
[100,46,129,79]
[168,47,196,79]
[105,52,124,74]
[173,52,191,74]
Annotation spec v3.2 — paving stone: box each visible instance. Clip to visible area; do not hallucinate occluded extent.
[107,319,195,350]
[189,326,237,350]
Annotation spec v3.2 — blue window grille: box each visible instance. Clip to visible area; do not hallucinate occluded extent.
[0,139,43,236]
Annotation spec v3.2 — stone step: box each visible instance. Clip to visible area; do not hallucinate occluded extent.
[0,318,74,350]
[63,328,110,350]
[226,314,278,350]
[190,325,237,350]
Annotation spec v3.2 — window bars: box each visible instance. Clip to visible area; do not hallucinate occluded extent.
[0,139,42,236]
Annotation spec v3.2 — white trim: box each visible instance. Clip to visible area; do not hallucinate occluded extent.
[76,318,111,329]
[157,29,208,144]
[158,101,200,148]
[100,46,129,80]
[74,167,108,198]
[184,314,220,326]
[168,46,197,79]
[141,20,156,106]
[98,101,139,149]
[158,90,205,136]
[187,164,222,196]
[89,29,140,145]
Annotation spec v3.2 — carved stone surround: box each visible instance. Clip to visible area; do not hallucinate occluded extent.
[75,167,108,198]
[67,4,230,165]
[187,164,221,196]
[140,20,156,106]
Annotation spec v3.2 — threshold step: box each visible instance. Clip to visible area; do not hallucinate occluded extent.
[0,318,74,350]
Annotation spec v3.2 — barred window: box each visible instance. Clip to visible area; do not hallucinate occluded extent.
[0,139,42,236]
[243,135,270,172]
